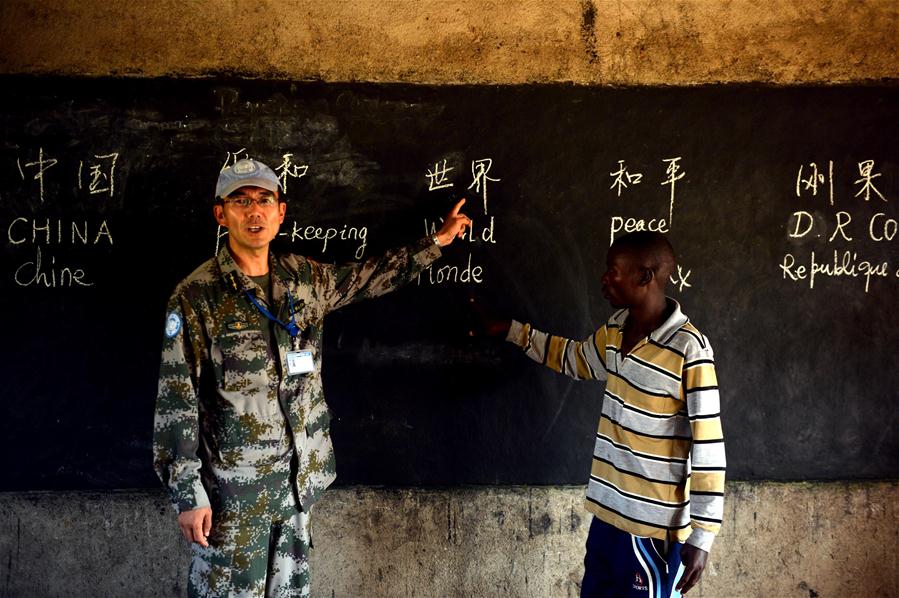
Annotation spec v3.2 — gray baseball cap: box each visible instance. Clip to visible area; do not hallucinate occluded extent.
[215,158,281,199]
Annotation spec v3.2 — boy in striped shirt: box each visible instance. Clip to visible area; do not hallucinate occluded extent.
[500,231,725,596]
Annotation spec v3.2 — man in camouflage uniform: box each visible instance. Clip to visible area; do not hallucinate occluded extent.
[154,158,471,597]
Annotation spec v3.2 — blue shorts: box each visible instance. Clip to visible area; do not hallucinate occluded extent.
[581,517,686,598]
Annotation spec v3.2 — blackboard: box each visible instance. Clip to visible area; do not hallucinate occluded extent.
[1,77,897,491]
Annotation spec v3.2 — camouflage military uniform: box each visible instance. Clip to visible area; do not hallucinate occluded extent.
[154,237,440,597]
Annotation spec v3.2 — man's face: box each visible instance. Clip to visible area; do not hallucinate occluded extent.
[600,247,644,309]
[213,186,286,255]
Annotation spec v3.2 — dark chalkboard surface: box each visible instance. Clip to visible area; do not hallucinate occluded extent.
[1,78,897,490]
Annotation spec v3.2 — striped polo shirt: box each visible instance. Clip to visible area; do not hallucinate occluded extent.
[507,299,725,551]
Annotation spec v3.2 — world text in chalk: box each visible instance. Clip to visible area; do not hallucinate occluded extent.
[417,217,495,286]
[418,253,484,286]
[425,156,502,215]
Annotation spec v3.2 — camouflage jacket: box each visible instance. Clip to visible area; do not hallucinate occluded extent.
[154,237,441,516]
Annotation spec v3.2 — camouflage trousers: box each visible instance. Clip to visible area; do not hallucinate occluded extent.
[188,508,311,597]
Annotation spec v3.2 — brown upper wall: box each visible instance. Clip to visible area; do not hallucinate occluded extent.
[0,0,897,84]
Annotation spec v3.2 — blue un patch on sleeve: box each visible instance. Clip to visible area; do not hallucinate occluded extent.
[165,312,182,338]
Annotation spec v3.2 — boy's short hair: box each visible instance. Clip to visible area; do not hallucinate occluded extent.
[611,231,676,275]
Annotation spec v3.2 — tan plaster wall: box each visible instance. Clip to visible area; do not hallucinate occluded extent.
[0,0,896,84]
[1,484,897,597]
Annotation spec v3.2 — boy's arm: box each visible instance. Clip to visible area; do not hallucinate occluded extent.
[506,320,608,381]
[682,335,726,552]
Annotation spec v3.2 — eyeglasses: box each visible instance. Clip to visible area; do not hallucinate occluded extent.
[221,195,279,208]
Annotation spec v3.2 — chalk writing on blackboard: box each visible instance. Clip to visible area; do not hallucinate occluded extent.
[275,153,308,194]
[16,148,58,203]
[606,157,693,293]
[796,161,834,204]
[670,265,692,292]
[609,216,669,240]
[468,158,500,215]
[418,217,493,286]
[13,246,93,287]
[426,159,454,191]
[215,222,369,259]
[7,145,119,288]
[781,158,895,293]
[222,148,251,171]
[661,157,685,227]
[76,153,118,197]
[854,159,886,202]
[609,160,643,197]
[7,218,114,246]
[418,155,502,286]
[779,251,889,292]
[7,218,113,287]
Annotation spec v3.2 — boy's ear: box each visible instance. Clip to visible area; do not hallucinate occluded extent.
[638,267,654,286]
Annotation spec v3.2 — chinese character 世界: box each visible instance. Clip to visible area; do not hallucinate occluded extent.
[426,159,454,191]
[467,158,500,215]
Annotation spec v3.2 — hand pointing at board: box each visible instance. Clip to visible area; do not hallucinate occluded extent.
[433,198,472,246]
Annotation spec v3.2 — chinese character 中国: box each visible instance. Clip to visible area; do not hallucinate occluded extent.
[17,147,58,203]
[78,152,119,197]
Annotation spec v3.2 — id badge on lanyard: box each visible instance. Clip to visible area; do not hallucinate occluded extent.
[286,350,315,375]
[245,284,314,375]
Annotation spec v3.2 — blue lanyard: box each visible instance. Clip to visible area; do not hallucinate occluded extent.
[245,288,301,338]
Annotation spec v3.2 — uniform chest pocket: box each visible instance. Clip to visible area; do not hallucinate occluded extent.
[216,329,272,395]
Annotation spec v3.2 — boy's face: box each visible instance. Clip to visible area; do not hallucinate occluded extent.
[600,247,644,309]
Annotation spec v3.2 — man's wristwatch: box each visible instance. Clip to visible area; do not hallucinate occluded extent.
[431,233,442,247]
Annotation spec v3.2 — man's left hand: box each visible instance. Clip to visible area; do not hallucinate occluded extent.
[435,198,472,246]
[676,544,708,594]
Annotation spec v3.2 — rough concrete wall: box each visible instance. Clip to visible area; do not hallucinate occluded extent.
[0,0,896,84]
[1,483,897,598]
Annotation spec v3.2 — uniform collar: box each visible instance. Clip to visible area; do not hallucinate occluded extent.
[216,243,258,294]
[216,244,294,311]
